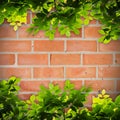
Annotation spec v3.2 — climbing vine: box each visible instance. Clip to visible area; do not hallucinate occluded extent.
[0,0,120,43]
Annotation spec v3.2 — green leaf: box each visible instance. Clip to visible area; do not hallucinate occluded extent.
[84,19,89,25]
[0,15,4,24]
[65,30,70,37]
[99,30,105,35]
[13,25,18,31]
[30,95,36,102]
[115,95,120,104]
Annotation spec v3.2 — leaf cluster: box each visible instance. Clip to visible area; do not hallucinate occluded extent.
[0,0,120,42]
[0,77,28,120]
[0,77,120,120]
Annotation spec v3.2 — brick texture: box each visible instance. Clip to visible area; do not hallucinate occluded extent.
[0,15,120,106]
[18,54,48,65]
[85,80,115,91]
[83,54,113,65]
[34,40,64,52]
[0,54,15,65]
[66,67,96,78]
[0,68,31,79]
[84,26,101,38]
[50,54,80,65]
[0,25,16,38]
[98,67,120,78]
[20,80,50,92]
[67,41,97,52]
[34,67,64,78]
[99,41,120,52]
[0,41,31,52]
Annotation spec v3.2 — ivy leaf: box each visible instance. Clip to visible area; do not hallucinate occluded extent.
[30,95,36,103]
[84,19,89,25]
[99,30,105,35]
[115,95,120,104]
[0,15,4,24]
[13,25,18,31]
[101,89,106,95]
[103,39,111,44]
[65,30,70,37]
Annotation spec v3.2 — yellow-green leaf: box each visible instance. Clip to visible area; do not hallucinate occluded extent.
[13,25,18,31]
[101,89,106,95]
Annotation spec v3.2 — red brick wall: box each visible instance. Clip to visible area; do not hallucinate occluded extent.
[0,11,120,106]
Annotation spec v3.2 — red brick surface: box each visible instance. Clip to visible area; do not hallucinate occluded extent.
[0,16,120,106]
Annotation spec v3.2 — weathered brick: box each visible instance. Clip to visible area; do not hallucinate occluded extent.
[115,54,120,64]
[34,40,64,52]
[99,41,120,52]
[83,54,113,65]
[18,26,45,38]
[34,67,64,78]
[55,28,82,38]
[51,54,80,65]
[67,40,97,52]
[84,26,101,38]
[0,68,31,79]
[84,80,115,91]
[18,94,32,100]
[0,54,15,65]
[52,80,82,89]
[20,80,50,92]
[0,25,16,38]
[98,67,120,78]
[66,67,96,78]
[0,40,31,52]
[116,80,120,91]
[18,54,48,65]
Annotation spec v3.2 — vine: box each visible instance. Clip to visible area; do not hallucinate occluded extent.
[0,0,120,43]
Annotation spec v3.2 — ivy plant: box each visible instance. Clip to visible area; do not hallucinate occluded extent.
[0,76,28,120]
[0,0,120,43]
[26,80,91,120]
[0,77,120,120]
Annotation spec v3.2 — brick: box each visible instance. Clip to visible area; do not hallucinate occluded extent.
[18,26,45,38]
[83,54,113,65]
[34,40,64,52]
[67,40,97,52]
[98,67,120,78]
[50,54,80,65]
[99,41,120,52]
[89,20,97,24]
[55,28,82,38]
[84,26,101,38]
[52,80,82,89]
[84,80,115,91]
[0,54,15,65]
[115,54,120,64]
[0,25,16,38]
[85,93,96,106]
[0,68,31,79]
[0,40,31,52]
[34,67,64,78]
[66,67,96,78]
[18,94,32,100]
[27,12,31,24]
[116,80,120,91]
[18,54,48,65]
[70,80,83,89]
[52,80,65,89]
[20,80,50,92]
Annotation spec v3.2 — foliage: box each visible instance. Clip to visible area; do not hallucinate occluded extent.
[90,89,120,120]
[27,80,91,120]
[0,77,120,120]
[0,76,28,120]
[0,0,120,43]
